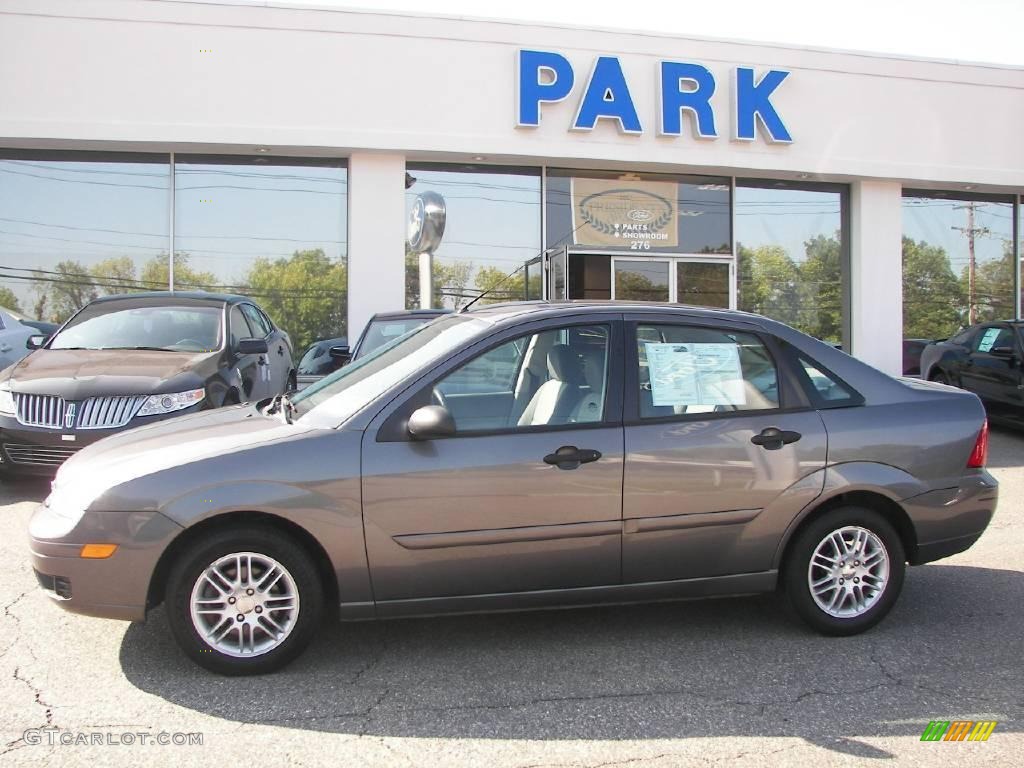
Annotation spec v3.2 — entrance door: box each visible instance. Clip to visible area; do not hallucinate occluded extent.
[612,257,671,302]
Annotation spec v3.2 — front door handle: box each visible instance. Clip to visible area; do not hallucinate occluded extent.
[750,427,802,451]
[543,445,602,470]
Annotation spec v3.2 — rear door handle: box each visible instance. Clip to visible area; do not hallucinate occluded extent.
[543,445,602,470]
[750,427,802,451]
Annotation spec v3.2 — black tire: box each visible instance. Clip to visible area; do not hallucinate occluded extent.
[221,390,240,407]
[929,370,949,385]
[165,526,324,675]
[781,506,905,636]
[286,372,297,393]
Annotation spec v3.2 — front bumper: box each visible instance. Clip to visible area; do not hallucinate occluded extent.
[0,405,203,476]
[29,505,183,621]
[905,470,999,565]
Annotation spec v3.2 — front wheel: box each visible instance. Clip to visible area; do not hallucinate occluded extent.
[782,506,905,636]
[165,527,324,675]
[929,370,949,385]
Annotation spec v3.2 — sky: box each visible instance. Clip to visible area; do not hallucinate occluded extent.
[257,0,1024,66]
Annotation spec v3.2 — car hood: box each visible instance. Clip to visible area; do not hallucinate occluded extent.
[50,404,316,510]
[5,348,219,398]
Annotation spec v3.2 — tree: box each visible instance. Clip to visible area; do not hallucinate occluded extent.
[90,256,142,294]
[968,242,1014,324]
[799,234,843,342]
[244,249,346,352]
[34,260,98,323]
[0,286,22,314]
[473,265,541,304]
[901,236,964,339]
[737,244,801,328]
[141,254,217,291]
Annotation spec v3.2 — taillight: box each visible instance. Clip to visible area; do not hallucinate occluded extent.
[967,420,989,468]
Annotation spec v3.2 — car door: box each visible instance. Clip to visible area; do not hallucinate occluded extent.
[228,304,271,402]
[360,316,625,603]
[0,310,31,370]
[621,314,828,584]
[960,324,1022,419]
[241,303,290,395]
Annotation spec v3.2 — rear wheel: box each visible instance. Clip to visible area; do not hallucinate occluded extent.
[782,506,905,636]
[165,526,324,675]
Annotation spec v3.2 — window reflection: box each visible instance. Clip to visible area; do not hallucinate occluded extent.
[0,152,169,323]
[173,156,347,352]
[735,182,846,345]
[404,165,541,310]
[902,192,1014,340]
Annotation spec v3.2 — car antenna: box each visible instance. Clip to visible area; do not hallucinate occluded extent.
[458,221,590,314]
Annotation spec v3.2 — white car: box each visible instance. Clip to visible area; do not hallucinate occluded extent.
[0,307,37,372]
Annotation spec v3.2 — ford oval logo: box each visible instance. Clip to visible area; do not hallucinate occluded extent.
[627,208,654,222]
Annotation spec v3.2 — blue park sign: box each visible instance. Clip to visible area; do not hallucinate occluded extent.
[516,49,793,144]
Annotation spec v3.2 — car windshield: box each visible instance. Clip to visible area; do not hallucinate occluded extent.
[49,301,223,353]
[355,316,437,359]
[292,314,487,425]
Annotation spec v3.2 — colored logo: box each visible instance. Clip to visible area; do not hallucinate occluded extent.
[920,720,997,742]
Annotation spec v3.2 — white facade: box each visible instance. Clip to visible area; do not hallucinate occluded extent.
[1,0,1022,372]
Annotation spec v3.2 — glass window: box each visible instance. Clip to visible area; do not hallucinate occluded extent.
[0,151,170,325]
[241,303,270,337]
[546,169,730,255]
[613,259,670,301]
[229,305,254,347]
[972,326,1012,353]
[797,357,856,403]
[434,324,610,432]
[50,300,222,353]
[174,156,347,353]
[404,164,541,309]
[902,192,1015,340]
[355,315,440,360]
[636,324,779,418]
[736,181,846,346]
[677,261,731,308]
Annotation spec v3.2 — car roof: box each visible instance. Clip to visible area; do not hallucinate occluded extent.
[462,300,769,327]
[369,309,452,321]
[90,291,250,305]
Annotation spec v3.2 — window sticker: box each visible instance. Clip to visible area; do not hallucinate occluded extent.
[645,342,746,407]
[977,328,1001,353]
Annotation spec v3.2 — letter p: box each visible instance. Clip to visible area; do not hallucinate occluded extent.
[517,49,574,127]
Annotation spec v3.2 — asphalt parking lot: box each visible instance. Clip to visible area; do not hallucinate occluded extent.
[1,432,1021,767]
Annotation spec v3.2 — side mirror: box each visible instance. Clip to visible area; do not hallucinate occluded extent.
[26,335,45,350]
[328,344,352,364]
[407,405,455,441]
[236,337,268,355]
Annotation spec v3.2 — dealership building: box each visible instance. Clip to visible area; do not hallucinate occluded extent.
[0,0,1021,374]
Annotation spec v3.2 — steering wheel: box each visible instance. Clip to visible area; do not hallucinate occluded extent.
[431,386,450,411]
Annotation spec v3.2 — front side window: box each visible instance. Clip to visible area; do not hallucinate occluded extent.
[229,305,254,347]
[973,326,1013,353]
[356,316,437,360]
[433,324,610,433]
[636,324,779,418]
[241,304,270,337]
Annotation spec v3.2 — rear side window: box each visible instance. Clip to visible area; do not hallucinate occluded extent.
[798,358,857,402]
[973,326,1012,353]
[635,324,779,419]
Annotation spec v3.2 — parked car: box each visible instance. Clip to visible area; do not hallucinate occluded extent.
[29,302,995,675]
[0,306,36,372]
[920,321,1024,424]
[0,292,294,476]
[351,309,451,361]
[295,336,348,391]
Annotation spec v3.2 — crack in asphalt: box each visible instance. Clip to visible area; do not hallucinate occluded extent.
[1,590,29,659]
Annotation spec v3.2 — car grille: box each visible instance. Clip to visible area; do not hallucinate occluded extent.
[3,442,80,466]
[76,395,147,429]
[14,393,146,430]
[15,393,66,428]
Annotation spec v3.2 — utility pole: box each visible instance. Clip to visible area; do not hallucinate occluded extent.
[953,202,990,325]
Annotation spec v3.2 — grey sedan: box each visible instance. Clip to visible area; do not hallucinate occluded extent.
[28,302,997,675]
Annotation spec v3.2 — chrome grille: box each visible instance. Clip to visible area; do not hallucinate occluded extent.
[77,395,146,429]
[3,443,80,466]
[14,393,66,428]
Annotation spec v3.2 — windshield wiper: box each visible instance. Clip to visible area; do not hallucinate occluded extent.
[109,346,178,352]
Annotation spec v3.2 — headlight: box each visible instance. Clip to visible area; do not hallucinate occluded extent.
[137,388,205,417]
[29,491,87,540]
[0,387,14,416]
